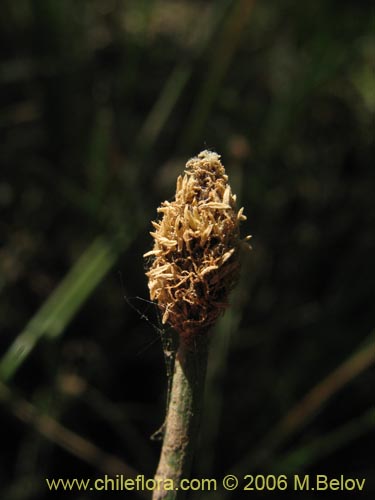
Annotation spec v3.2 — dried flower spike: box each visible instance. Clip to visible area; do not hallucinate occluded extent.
[144,150,249,343]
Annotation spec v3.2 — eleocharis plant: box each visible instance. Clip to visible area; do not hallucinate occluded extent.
[144,151,250,499]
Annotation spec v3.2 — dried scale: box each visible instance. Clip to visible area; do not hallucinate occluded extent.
[145,149,250,343]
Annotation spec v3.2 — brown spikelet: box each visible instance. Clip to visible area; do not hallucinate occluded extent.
[144,150,249,343]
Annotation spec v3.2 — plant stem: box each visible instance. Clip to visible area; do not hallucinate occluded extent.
[153,336,209,500]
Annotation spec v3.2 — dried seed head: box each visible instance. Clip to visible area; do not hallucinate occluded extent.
[144,150,249,343]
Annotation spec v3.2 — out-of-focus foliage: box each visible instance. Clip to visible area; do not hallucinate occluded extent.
[0,1,374,499]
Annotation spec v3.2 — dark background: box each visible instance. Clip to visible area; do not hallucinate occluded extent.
[0,1,374,499]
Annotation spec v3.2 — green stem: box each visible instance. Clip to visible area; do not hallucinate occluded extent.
[153,337,209,500]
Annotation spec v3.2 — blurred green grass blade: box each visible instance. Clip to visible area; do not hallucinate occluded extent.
[0,381,148,498]
[136,64,191,150]
[0,236,125,382]
[135,0,232,153]
[262,32,355,156]
[270,407,375,474]
[86,108,112,212]
[181,0,256,150]
[198,285,244,476]
[228,334,375,483]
